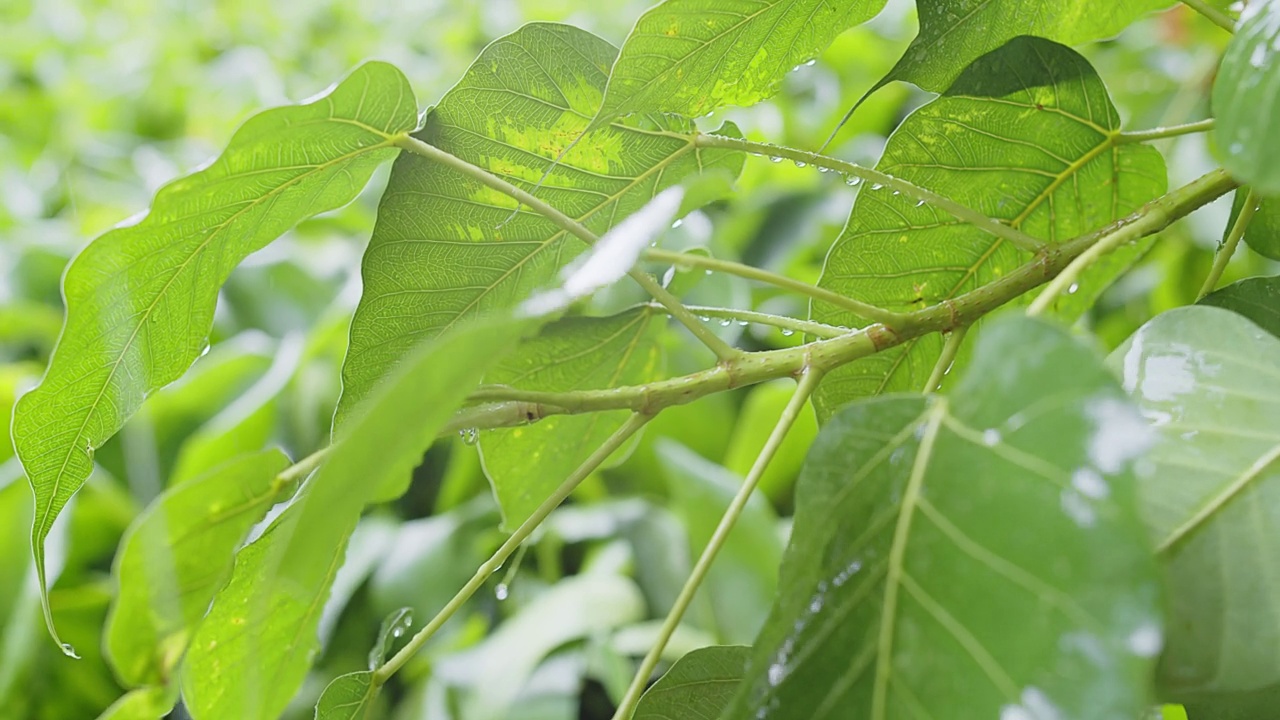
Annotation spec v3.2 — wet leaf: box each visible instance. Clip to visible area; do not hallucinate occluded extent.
[1214,2,1280,194]
[1199,276,1280,339]
[634,645,749,720]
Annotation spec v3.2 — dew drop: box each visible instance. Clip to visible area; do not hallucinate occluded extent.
[804,59,816,67]
[1067,282,1079,294]
[769,156,784,164]
[915,199,926,207]
[793,160,807,168]
[671,219,683,229]
[982,428,1001,446]
[704,269,713,275]
[870,183,884,191]
[892,190,901,196]
[845,176,861,187]
[780,328,795,336]
[459,427,479,446]
[495,583,509,601]
[719,318,733,327]
[817,166,830,173]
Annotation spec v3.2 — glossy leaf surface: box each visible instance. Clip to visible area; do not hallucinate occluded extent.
[1199,276,1280,339]
[813,37,1164,417]
[1214,2,1280,195]
[11,61,417,634]
[728,315,1162,720]
[634,645,748,720]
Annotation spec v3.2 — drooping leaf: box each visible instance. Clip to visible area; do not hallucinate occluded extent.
[813,37,1165,417]
[1214,1,1280,195]
[589,0,886,127]
[478,307,664,527]
[881,0,1174,93]
[11,61,417,645]
[180,316,532,720]
[726,314,1162,720]
[338,22,742,421]
[634,645,749,720]
[105,449,291,688]
[1199,276,1280,339]
[369,607,413,670]
[1109,306,1280,717]
[95,686,176,720]
[315,672,377,720]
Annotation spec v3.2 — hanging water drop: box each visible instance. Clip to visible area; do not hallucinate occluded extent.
[870,183,883,191]
[781,328,795,336]
[804,59,817,67]
[845,176,861,187]
[817,166,830,173]
[915,199,926,207]
[719,318,733,327]
[769,156,784,163]
[1068,282,1080,294]
[459,427,479,446]
[737,320,748,327]
[794,160,807,168]
[699,316,711,322]
[495,583,509,601]
[671,219,683,229]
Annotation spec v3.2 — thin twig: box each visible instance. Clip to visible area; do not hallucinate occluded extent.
[1198,189,1259,299]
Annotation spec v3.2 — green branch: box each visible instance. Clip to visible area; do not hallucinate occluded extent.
[640,302,850,339]
[373,413,652,686]
[643,248,907,326]
[1198,188,1258,299]
[692,134,1046,254]
[923,326,968,392]
[392,135,740,362]
[609,369,824,720]
[1181,0,1236,32]
[1117,118,1216,144]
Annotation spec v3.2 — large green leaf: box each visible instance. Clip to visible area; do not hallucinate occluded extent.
[589,0,886,127]
[338,22,742,420]
[105,449,291,688]
[726,314,1162,720]
[813,37,1165,417]
[881,0,1173,92]
[634,645,748,720]
[478,307,664,527]
[1214,1,1280,195]
[11,61,417,646]
[180,317,530,720]
[1109,306,1280,717]
[1200,276,1280,339]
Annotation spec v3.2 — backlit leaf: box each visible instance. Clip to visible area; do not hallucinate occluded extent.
[11,61,417,646]
[634,645,748,720]
[1214,1,1280,195]
[315,672,377,720]
[727,314,1162,720]
[813,37,1164,417]
[95,686,176,720]
[1110,306,1280,717]
[1199,276,1280,339]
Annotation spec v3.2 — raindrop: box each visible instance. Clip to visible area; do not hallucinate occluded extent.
[769,156,784,164]
[704,269,713,275]
[804,59,816,67]
[719,318,733,327]
[698,316,711,322]
[459,428,479,446]
[870,183,884,191]
[671,219,684,229]
[737,320,748,327]
[794,160,807,168]
[982,428,1001,446]
[1067,282,1079,294]
[495,583,509,601]
[817,166,830,173]
[915,199,926,207]
[780,328,795,337]
[391,627,404,638]
[845,176,861,187]
[892,190,901,197]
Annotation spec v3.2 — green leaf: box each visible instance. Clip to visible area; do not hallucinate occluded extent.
[105,449,291,687]
[369,607,413,670]
[590,0,886,127]
[95,686,176,720]
[11,60,417,648]
[813,37,1165,417]
[338,22,742,420]
[1109,306,1280,717]
[180,316,531,720]
[1214,2,1280,195]
[1199,276,1280,339]
[881,0,1173,92]
[726,314,1162,720]
[478,307,664,527]
[634,645,749,720]
[314,672,377,720]
[1225,190,1280,261]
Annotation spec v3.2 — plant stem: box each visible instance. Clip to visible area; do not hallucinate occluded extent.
[923,326,968,392]
[693,134,1045,254]
[392,135,739,362]
[1182,0,1236,32]
[1198,189,1258,299]
[640,302,850,339]
[373,413,652,686]
[1028,169,1237,316]
[643,248,906,326]
[274,446,330,488]
[460,170,1236,426]
[1117,118,1216,144]
[609,369,823,720]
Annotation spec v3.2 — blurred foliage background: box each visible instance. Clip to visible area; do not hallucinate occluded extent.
[0,1,1267,718]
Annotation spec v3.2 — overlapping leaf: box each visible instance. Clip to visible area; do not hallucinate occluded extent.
[338,22,742,420]
[590,0,886,127]
[478,308,664,528]
[881,0,1174,92]
[1214,1,1280,195]
[1110,306,1280,717]
[1225,190,1280,261]
[180,316,531,720]
[634,645,748,720]
[727,315,1162,720]
[11,61,417,643]
[1200,276,1280,339]
[812,37,1165,417]
[313,608,412,720]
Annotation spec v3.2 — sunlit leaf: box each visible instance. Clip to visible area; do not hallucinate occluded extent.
[1214,2,1280,195]
[180,317,531,720]
[590,0,886,127]
[1110,306,1280,717]
[813,37,1164,417]
[338,22,742,420]
[727,314,1162,720]
[105,449,291,687]
[1199,276,1280,339]
[10,61,417,646]
[95,686,176,720]
[479,307,664,527]
[634,645,749,720]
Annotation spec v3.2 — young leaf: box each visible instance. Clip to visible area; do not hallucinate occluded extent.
[11,60,417,647]
[1109,306,1280,717]
[94,685,176,720]
[726,314,1162,720]
[1224,190,1280,261]
[338,23,742,420]
[314,672,378,720]
[478,308,665,527]
[589,0,886,128]
[879,0,1172,92]
[813,37,1164,417]
[181,316,531,720]
[1214,1,1280,194]
[105,449,291,687]
[634,645,749,720]
[1199,276,1280,339]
